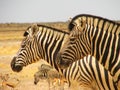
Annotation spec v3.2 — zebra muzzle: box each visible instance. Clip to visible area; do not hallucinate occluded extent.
[11,57,23,72]
[56,53,72,69]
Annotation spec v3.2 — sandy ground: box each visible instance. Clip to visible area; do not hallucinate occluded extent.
[0,40,69,90]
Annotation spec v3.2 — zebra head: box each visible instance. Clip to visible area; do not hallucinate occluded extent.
[11,24,41,72]
[69,15,86,32]
[56,18,87,69]
[56,32,80,69]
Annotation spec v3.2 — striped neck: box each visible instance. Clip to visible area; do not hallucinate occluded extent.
[36,26,69,72]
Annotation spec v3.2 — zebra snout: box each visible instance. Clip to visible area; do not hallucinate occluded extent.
[56,54,62,66]
[56,53,71,69]
[59,60,72,69]
[11,57,23,72]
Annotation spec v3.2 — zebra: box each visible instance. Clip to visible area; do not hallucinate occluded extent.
[10,24,117,90]
[56,14,120,84]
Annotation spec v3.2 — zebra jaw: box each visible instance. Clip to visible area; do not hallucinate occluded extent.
[56,54,72,69]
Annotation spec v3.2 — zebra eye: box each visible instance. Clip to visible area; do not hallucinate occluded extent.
[69,23,75,31]
[23,31,29,37]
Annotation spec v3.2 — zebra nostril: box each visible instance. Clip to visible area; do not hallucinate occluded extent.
[11,64,23,72]
[11,57,16,70]
[56,53,62,65]
[14,65,23,72]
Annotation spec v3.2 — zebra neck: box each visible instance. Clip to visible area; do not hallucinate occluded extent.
[37,34,66,73]
[77,31,91,58]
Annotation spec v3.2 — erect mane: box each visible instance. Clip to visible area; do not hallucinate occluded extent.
[37,24,69,34]
[69,14,120,35]
[24,24,69,37]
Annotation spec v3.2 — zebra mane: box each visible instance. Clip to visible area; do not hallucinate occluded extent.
[24,24,69,37]
[69,14,120,35]
[37,24,69,34]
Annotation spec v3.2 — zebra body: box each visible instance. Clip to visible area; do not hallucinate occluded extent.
[10,24,117,90]
[57,14,120,83]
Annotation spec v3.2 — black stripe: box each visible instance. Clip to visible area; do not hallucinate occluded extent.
[111,37,120,75]
[101,31,107,56]
[90,25,95,38]
[102,33,112,66]
[40,29,46,60]
[67,64,72,83]
[96,21,105,60]
[72,62,77,80]
[87,25,92,46]
[95,60,105,89]
[82,58,92,83]
[92,28,98,56]
[80,35,89,54]
[109,35,116,71]
[89,56,100,89]
[115,25,119,33]
[44,31,50,62]
[104,68,110,89]
[49,37,57,65]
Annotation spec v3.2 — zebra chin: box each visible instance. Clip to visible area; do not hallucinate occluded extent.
[56,53,72,69]
[11,57,23,72]
[59,59,73,69]
[59,64,70,69]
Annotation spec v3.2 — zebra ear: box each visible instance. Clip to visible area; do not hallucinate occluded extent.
[77,20,86,32]
[31,24,39,35]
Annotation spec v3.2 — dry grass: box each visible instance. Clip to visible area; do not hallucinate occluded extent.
[0,22,69,41]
